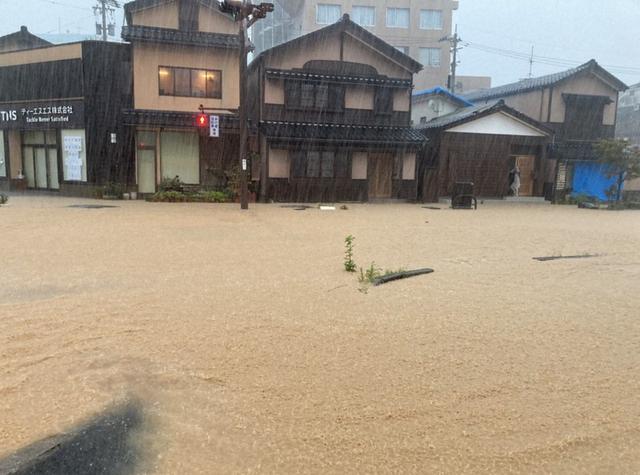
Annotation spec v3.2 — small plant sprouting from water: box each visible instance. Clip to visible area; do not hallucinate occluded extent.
[344,235,356,272]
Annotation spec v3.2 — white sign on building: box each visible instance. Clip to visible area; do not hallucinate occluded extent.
[209,115,220,138]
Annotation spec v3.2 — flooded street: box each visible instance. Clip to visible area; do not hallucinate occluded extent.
[1,196,640,473]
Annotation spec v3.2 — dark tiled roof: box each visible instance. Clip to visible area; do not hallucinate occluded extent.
[121,25,240,49]
[416,100,553,136]
[123,109,241,129]
[265,69,412,87]
[261,121,426,145]
[0,26,51,52]
[412,86,473,107]
[250,14,422,74]
[463,60,628,102]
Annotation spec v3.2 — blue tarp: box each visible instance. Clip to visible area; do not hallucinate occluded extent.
[571,162,620,201]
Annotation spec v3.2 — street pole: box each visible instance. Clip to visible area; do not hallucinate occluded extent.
[238,12,249,210]
[450,25,459,94]
[101,0,107,41]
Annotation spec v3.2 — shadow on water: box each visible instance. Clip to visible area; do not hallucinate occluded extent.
[0,400,144,475]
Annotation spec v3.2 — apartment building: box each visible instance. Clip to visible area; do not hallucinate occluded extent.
[251,0,459,90]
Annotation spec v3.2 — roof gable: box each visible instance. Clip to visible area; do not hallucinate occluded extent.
[418,100,553,136]
[124,0,234,26]
[447,111,547,137]
[0,26,51,52]
[250,14,422,74]
[464,60,627,103]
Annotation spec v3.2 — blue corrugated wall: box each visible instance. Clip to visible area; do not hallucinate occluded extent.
[571,162,620,201]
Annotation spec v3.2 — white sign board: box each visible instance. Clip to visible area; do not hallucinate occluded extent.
[65,153,83,180]
[110,133,117,144]
[209,115,220,138]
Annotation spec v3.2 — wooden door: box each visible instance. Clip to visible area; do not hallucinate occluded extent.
[368,153,393,199]
[515,155,535,196]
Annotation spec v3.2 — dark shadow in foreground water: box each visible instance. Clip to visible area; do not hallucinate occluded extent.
[0,400,143,475]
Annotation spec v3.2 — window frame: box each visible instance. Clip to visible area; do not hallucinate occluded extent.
[386,7,410,28]
[419,47,442,68]
[285,80,345,112]
[352,5,376,27]
[291,149,351,179]
[158,65,223,99]
[316,3,342,25]
[419,9,443,30]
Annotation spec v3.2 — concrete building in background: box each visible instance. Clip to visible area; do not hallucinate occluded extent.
[616,82,640,146]
[251,0,459,90]
[453,75,491,94]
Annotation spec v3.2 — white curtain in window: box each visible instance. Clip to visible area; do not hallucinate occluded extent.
[160,131,200,184]
[317,4,341,24]
[420,10,443,30]
[352,6,375,26]
[386,8,409,28]
[420,48,441,67]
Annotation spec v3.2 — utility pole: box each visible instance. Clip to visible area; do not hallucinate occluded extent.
[219,0,274,210]
[94,0,120,41]
[440,25,462,94]
[528,46,535,78]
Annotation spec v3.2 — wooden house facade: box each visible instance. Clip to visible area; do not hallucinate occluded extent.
[464,60,628,201]
[417,101,554,202]
[0,40,134,195]
[247,14,425,203]
[121,0,242,194]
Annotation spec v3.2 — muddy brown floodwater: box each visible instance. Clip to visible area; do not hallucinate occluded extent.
[1,196,640,474]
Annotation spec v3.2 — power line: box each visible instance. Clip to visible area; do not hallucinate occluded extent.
[464,41,640,76]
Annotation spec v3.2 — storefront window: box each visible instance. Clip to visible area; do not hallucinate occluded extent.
[160,131,199,184]
[23,131,45,145]
[0,131,6,177]
[61,129,87,182]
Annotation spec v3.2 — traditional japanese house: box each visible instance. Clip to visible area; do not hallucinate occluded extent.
[0,40,133,195]
[464,60,628,201]
[247,14,425,202]
[416,101,554,202]
[0,26,51,53]
[121,0,242,194]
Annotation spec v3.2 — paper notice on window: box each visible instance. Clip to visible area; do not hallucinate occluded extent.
[63,136,83,153]
[65,152,83,180]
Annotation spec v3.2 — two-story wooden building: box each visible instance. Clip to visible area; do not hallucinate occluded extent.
[247,14,425,203]
[464,60,627,201]
[121,0,242,194]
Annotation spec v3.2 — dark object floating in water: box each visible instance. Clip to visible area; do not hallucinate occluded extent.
[0,401,142,475]
[67,204,119,209]
[422,206,441,210]
[533,254,599,262]
[578,202,598,209]
[373,268,434,286]
[280,204,312,210]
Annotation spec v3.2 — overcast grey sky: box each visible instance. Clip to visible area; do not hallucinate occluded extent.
[2,0,639,87]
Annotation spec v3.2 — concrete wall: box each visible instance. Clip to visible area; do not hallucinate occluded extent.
[132,43,240,111]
